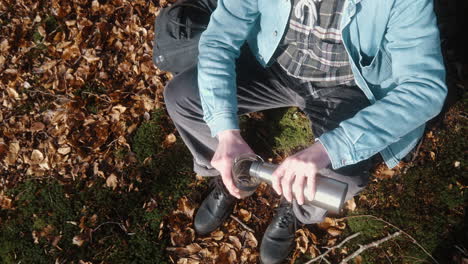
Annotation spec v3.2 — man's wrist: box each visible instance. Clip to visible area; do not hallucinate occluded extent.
[217,129,241,141]
[314,141,331,169]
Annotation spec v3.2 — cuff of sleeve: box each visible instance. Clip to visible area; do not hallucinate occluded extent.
[317,127,356,170]
[206,112,240,137]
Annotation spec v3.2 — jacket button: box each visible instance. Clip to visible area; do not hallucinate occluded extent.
[273,30,278,36]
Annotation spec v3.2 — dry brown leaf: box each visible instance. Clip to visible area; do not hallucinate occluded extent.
[354,255,363,264]
[72,234,86,247]
[31,149,45,164]
[167,247,191,257]
[228,236,242,250]
[164,133,177,146]
[175,196,195,219]
[318,217,336,230]
[0,193,12,209]
[211,230,224,241]
[345,197,356,212]
[239,208,252,222]
[170,228,195,246]
[30,122,45,132]
[58,146,71,155]
[327,227,343,237]
[227,249,237,264]
[6,87,19,100]
[327,237,337,247]
[295,231,309,254]
[177,258,200,264]
[106,173,118,190]
[241,231,258,248]
[51,235,62,248]
[198,248,214,259]
[186,243,202,254]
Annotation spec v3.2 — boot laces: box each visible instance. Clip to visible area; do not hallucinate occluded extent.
[278,205,295,229]
[211,177,228,200]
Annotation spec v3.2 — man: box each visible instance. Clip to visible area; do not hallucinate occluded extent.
[163,0,447,262]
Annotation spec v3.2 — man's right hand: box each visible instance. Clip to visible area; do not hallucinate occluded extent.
[211,129,255,199]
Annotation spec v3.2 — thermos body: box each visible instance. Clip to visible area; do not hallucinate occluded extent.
[249,161,348,213]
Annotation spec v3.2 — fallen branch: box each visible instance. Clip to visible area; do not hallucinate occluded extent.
[340,215,439,264]
[305,232,361,263]
[340,231,402,264]
[230,215,254,233]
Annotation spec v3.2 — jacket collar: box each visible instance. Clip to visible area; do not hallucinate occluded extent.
[341,0,362,30]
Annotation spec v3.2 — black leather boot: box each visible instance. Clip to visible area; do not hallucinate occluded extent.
[260,199,298,264]
[194,177,237,235]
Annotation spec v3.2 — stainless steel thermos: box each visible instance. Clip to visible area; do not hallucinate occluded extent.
[233,154,348,213]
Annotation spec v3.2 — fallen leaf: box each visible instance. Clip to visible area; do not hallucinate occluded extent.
[106,173,118,190]
[211,230,224,241]
[295,230,309,253]
[241,231,258,248]
[327,227,342,237]
[239,208,251,222]
[174,196,195,218]
[58,146,71,155]
[31,149,44,164]
[228,236,242,250]
[30,122,46,132]
[0,194,12,209]
[72,234,86,247]
[318,217,336,230]
[345,197,356,212]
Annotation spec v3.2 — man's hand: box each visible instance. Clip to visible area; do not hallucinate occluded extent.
[211,129,255,199]
[272,142,331,205]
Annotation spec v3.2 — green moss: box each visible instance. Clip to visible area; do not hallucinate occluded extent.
[33,31,44,43]
[44,15,59,33]
[240,107,314,158]
[0,180,78,263]
[132,110,165,164]
[1,110,196,263]
[272,108,314,155]
[114,147,128,160]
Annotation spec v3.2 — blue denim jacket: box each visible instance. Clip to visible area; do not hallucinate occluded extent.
[197,0,447,169]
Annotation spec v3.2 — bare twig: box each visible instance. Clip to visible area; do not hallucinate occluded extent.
[340,231,402,264]
[230,215,254,233]
[340,215,439,264]
[380,247,393,264]
[92,221,134,235]
[305,232,361,263]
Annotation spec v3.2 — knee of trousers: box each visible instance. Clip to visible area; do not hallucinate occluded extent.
[163,70,199,117]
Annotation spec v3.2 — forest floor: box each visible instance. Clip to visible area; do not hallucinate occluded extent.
[0,0,466,264]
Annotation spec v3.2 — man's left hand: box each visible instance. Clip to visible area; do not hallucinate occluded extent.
[272,141,331,205]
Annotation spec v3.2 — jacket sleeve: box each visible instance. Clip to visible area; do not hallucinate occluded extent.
[197,0,259,137]
[318,0,447,169]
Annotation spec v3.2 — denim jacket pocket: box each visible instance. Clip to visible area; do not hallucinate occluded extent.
[359,47,393,96]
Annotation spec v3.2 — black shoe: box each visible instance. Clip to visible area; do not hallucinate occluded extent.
[194,177,237,235]
[260,199,298,264]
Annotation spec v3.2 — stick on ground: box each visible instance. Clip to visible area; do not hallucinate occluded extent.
[305,232,361,263]
[340,231,402,264]
[230,215,255,233]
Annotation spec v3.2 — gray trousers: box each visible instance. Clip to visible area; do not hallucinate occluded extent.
[163,51,373,224]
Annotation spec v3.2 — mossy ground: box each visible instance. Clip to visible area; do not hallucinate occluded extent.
[240,107,314,158]
[1,100,465,263]
[0,109,196,263]
[342,97,467,263]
